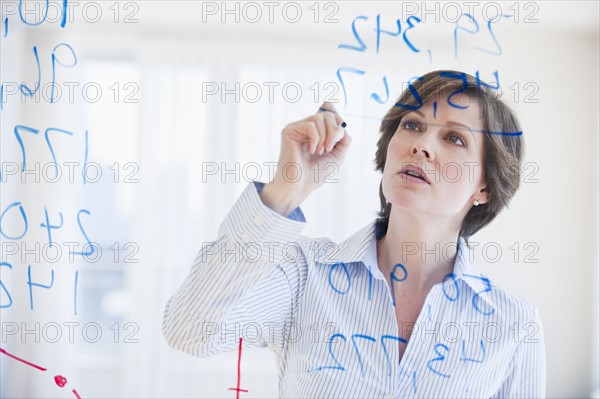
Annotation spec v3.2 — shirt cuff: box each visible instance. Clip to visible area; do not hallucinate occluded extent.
[253,181,306,222]
[221,181,306,254]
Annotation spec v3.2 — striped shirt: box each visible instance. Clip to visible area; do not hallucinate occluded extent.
[162,182,546,398]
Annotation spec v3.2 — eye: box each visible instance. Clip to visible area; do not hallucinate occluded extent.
[400,119,422,131]
[447,133,467,147]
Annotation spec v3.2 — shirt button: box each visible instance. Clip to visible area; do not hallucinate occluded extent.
[384,394,394,399]
[240,232,250,242]
[253,214,265,226]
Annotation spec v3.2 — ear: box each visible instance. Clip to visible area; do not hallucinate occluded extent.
[476,187,490,205]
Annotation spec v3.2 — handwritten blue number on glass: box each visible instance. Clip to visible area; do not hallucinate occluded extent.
[475,14,513,56]
[403,16,422,53]
[316,333,346,372]
[370,76,389,104]
[0,262,14,308]
[13,125,39,170]
[454,13,479,59]
[338,16,368,52]
[70,209,94,256]
[389,263,408,306]
[463,274,494,315]
[394,77,423,110]
[51,43,78,103]
[475,70,500,91]
[45,128,74,177]
[20,46,41,97]
[0,202,28,240]
[350,334,376,377]
[460,339,487,363]
[83,130,89,184]
[442,273,459,302]
[40,206,63,247]
[328,262,351,294]
[427,343,451,378]
[336,67,365,108]
[439,71,469,109]
[60,0,69,27]
[19,0,49,26]
[375,14,401,54]
[27,265,54,310]
[381,335,407,377]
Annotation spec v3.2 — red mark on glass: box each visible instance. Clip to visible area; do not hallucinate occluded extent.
[55,375,68,387]
[1,347,82,398]
[228,338,248,399]
[0,347,47,371]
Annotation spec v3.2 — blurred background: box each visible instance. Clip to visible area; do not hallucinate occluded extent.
[0,1,598,397]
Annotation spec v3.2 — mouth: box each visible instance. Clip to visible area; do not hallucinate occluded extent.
[398,165,431,185]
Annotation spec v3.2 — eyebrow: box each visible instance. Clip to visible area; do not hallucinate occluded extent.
[404,110,476,142]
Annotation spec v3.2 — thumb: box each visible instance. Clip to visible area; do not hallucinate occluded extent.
[332,130,352,154]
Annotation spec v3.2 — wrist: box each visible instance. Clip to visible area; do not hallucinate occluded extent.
[259,182,303,217]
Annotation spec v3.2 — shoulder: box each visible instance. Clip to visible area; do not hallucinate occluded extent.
[293,234,338,264]
[456,238,542,328]
[487,281,544,329]
[294,220,377,266]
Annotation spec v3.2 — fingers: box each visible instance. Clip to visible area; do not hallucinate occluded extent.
[318,102,344,125]
[304,121,320,154]
[311,115,328,155]
[283,102,347,155]
[332,130,352,154]
[322,112,343,152]
[317,102,347,153]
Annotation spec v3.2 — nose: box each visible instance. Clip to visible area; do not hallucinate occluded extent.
[410,133,435,160]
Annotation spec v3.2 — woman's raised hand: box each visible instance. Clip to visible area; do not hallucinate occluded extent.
[259,102,352,216]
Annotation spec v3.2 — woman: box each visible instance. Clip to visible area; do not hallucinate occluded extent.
[162,70,546,398]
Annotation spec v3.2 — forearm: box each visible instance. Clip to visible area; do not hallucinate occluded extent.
[162,182,306,356]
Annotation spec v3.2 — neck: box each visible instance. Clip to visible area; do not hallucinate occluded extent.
[377,206,461,292]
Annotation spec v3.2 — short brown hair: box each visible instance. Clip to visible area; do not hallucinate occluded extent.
[374,70,524,244]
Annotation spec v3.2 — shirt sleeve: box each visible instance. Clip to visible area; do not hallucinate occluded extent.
[162,181,308,357]
[492,304,547,398]
[253,181,306,222]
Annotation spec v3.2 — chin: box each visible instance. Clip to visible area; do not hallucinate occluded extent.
[386,191,424,211]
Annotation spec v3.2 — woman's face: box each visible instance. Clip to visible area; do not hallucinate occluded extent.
[381,95,489,224]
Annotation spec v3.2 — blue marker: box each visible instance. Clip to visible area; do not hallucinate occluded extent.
[318,107,347,128]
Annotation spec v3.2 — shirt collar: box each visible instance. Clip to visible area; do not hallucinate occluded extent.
[314,219,377,265]
[452,236,496,311]
[314,219,496,310]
